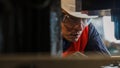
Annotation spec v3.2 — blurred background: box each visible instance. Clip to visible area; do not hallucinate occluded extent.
[0,0,120,68]
[0,0,120,57]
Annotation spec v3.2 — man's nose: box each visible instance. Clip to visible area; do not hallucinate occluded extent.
[74,24,83,31]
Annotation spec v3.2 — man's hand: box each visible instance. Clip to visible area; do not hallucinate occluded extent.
[68,52,88,58]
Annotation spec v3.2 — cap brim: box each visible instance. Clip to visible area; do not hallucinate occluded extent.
[67,11,98,18]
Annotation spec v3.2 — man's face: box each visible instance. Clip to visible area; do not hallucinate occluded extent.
[61,14,87,42]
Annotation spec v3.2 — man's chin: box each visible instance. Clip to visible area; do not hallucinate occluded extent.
[72,39,79,42]
[68,38,79,42]
[64,36,80,42]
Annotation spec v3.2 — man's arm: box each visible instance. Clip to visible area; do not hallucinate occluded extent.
[84,23,111,56]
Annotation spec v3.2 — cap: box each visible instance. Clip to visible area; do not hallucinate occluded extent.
[61,0,98,18]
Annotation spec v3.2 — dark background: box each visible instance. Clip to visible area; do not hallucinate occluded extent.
[0,0,51,53]
[0,0,120,54]
[82,0,120,10]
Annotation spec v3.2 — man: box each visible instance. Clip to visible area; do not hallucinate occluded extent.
[61,0,111,57]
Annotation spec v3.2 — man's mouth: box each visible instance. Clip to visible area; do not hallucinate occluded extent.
[71,32,81,36]
[70,34,80,38]
[67,32,82,40]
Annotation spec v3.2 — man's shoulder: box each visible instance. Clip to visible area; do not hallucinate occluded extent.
[88,23,99,37]
[88,23,96,31]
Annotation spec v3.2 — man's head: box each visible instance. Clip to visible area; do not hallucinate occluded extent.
[61,12,89,42]
[61,0,98,42]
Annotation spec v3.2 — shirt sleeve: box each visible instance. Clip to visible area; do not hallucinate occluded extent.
[84,23,111,56]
